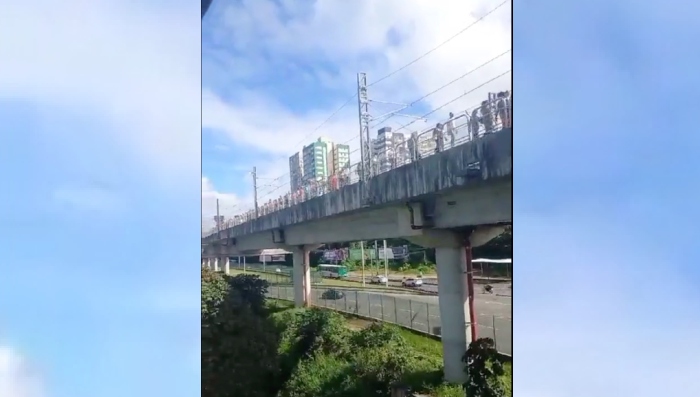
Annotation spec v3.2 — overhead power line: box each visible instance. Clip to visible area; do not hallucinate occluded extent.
[252,66,511,202]
[368,0,511,87]
[392,69,512,134]
[286,93,358,153]
[285,0,510,158]
[252,71,511,204]
[366,49,511,130]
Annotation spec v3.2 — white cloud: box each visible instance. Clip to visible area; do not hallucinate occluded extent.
[0,345,44,397]
[203,0,512,200]
[201,177,250,231]
[0,0,201,188]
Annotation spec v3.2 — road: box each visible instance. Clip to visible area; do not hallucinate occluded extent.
[233,262,512,296]
[346,275,512,296]
[266,284,512,356]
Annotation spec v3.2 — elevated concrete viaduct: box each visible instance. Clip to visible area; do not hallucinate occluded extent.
[202,128,512,383]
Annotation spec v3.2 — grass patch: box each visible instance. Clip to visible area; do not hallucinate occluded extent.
[397,328,444,358]
[265,298,511,397]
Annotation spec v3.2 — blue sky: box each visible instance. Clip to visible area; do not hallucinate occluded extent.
[514,0,700,395]
[0,1,200,396]
[2,0,699,396]
[202,0,700,396]
[201,0,512,229]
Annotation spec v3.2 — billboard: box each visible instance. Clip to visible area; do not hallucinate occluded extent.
[321,249,347,262]
[347,245,408,261]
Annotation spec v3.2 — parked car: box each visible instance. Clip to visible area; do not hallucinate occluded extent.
[401,278,423,287]
[370,275,388,284]
[321,289,345,300]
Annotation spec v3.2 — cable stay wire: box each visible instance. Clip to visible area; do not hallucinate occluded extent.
[286,93,358,152]
[272,0,509,168]
[252,68,511,203]
[368,0,510,87]
[207,79,512,234]
[366,49,510,130]
[246,0,510,193]
[213,2,511,218]
[392,70,511,134]
[253,71,511,205]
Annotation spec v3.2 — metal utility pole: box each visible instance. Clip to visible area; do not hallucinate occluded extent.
[216,198,221,239]
[360,241,366,287]
[374,240,379,273]
[252,166,259,218]
[356,73,428,199]
[383,239,389,286]
[465,241,478,341]
[356,73,372,185]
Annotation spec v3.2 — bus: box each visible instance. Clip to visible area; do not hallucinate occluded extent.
[317,264,348,279]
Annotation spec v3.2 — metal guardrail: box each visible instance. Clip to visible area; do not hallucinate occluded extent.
[266,284,512,356]
[204,92,512,238]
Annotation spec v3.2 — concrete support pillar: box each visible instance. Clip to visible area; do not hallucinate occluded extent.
[292,247,311,307]
[206,257,213,270]
[223,256,230,275]
[213,257,219,272]
[436,245,472,384]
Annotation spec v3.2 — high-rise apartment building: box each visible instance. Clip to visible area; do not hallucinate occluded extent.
[371,127,406,174]
[288,151,304,192]
[302,137,331,185]
[329,143,351,175]
[406,130,437,161]
[289,137,351,189]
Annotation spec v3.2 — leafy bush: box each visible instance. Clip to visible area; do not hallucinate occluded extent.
[201,267,231,319]
[201,268,280,397]
[276,308,352,390]
[282,353,351,397]
[281,308,351,361]
[228,273,269,314]
[338,259,351,269]
[273,307,513,397]
[283,321,424,397]
[351,322,407,350]
[345,341,421,396]
[462,338,507,397]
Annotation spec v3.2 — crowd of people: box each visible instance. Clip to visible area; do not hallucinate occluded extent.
[206,90,512,236]
[414,89,512,160]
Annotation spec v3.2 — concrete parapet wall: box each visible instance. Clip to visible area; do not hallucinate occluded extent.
[205,128,512,243]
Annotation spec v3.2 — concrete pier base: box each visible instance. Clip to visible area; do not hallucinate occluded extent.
[436,245,472,384]
[213,257,220,272]
[292,247,311,307]
[223,257,230,274]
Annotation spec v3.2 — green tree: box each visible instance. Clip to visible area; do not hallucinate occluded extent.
[201,268,281,397]
[462,338,507,397]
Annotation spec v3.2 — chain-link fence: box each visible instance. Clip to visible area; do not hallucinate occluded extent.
[229,266,324,284]
[266,284,512,356]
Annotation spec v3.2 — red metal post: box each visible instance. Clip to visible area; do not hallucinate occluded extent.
[465,240,478,341]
